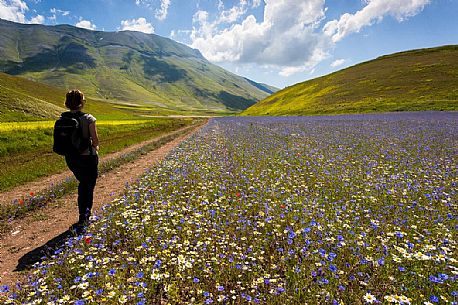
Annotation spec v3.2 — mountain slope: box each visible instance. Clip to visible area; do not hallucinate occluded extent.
[0,19,270,114]
[0,72,64,121]
[243,45,458,116]
[0,72,154,122]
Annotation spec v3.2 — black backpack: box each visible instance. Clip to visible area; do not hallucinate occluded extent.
[53,112,90,156]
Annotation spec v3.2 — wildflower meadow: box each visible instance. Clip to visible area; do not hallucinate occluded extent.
[1,112,456,304]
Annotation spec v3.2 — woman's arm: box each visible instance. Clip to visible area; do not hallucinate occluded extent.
[89,122,99,151]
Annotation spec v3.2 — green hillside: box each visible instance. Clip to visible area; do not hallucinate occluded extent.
[0,19,271,114]
[0,72,161,122]
[242,45,458,116]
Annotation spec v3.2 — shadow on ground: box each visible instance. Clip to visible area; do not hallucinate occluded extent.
[15,225,83,271]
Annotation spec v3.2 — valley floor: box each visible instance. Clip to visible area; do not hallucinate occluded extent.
[0,123,205,287]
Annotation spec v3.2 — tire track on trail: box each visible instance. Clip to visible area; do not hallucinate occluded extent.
[0,122,206,286]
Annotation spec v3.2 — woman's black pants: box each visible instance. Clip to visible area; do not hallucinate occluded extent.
[65,155,98,223]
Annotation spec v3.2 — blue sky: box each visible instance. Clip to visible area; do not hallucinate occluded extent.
[1,0,457,88]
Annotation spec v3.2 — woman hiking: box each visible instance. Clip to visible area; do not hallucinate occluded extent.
[62,90,99,229]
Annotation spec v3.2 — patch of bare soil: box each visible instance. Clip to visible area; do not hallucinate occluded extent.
[0,123,205,287]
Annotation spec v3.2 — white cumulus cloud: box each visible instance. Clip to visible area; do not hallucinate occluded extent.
[189,0,431,77]
[191,0,329,70]
[252,0,262,8]
[217,1,248,24]
[331,58,345,67]
[76,19,97,30]
[50,8,70,16]
[0,0,42,24]
[134,0,171,21]
[49,8,70,23]
[119,17,154,34]
[155,0,170,21]
[29,14,44,24]
[323,0,430,43]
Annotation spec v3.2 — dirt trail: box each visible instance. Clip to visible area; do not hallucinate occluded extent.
[0,123,205,287]
[1,124,197,206]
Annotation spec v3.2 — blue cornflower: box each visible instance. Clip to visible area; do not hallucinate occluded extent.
[429,275,441,283]
[75,300,85,305]
[108,268,116,276]
[96,289,103,296]
[398,266,406,272]
[430,295,439,303]
[203,291,210,297]
[154,259,162,269]
[205,298,213,304]
[438,273,449,280]
[7,293,17,300]
[137,271,144,279]
[193,277,200,283]
[0,285,9,293]
[329,265,337,272]
[137,301,145,305]
[327,252,337,261]
[85,272,95,279]
[217,285,224,291]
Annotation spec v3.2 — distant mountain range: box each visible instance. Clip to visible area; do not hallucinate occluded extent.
[0,18,276,115]
[243,45,458,116]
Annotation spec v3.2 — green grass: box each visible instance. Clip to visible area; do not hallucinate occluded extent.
[242,45,458,116]
[0,122,204,233]
[0,118,196,192]
[0,72,154,122]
